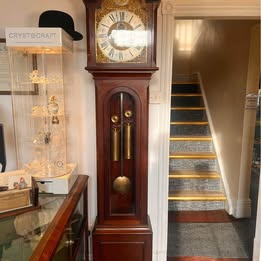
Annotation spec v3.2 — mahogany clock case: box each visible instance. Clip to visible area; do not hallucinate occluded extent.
[94,74,152,226]
[83,1,160,260]
[83,0,159,72]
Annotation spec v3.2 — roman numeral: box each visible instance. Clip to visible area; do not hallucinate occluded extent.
[109,14,116,23]
[134,24,142,30]
[119,52,123,60]
[101,23,109,28]
[100,41,109,49]
[129,16,133,23]
[109,48,115,58]
[98,34,107,38]
[128,50,134,56]
[119,11,125,22]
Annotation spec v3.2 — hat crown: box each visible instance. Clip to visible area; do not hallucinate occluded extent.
[39,10,83,41]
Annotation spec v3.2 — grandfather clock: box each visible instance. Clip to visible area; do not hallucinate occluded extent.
[83,0,160,260]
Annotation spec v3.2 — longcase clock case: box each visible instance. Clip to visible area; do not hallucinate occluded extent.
[83,0,160,260]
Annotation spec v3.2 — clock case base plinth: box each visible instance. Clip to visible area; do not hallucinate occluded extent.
[92,216,152,261]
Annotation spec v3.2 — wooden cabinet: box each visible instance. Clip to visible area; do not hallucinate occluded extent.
[0,175,89,261]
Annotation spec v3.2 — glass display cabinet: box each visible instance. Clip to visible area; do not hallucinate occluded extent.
[0,175,89,261]
[5,27,72,178]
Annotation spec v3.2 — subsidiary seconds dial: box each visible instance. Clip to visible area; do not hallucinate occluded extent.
[96,10,147,62]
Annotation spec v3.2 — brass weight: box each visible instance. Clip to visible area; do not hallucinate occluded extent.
[111,115,120,161]
[111,127,120,161]
[124,110,132,160]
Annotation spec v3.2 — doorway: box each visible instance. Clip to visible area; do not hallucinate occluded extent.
[167,19,260,260]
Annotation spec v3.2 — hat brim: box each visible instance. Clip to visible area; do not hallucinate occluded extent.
[67,30,83,41]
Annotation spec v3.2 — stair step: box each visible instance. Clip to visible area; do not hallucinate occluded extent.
[172,93,202,97]
[169,177,222,192]
[169,152,217,159]
[170,124,211,136]
[171,110,207,122]
[169,158,217,171]
[171,121,208,125]
[168,190,226,201]
[173,81,199,85]
[170,139,214,153]
[169,170,220,179]
[172,83,200,94]
[170,136,212,141]
[171,107,205,110]
[172,95,203,107]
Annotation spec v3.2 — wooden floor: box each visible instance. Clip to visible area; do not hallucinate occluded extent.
[168,210,244,223]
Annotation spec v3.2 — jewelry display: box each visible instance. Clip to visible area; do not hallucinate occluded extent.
[48,96,60,124]
[6,27,72,178]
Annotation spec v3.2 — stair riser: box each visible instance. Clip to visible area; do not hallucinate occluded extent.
[169,158,217,171]
[171,110,207,121]
[170,125,210,136]
[171,96,203,107]
[168,200,225,211]
[172,84,200,93]
[169,178,222,192]
[170,140,214,153]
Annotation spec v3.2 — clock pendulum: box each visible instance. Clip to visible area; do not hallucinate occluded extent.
[83,0,160,260]
[112,93,132,195]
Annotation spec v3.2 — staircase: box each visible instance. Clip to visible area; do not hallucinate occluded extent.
[168,79,226,211]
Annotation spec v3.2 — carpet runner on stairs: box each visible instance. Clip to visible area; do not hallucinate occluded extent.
[168,80,226,211]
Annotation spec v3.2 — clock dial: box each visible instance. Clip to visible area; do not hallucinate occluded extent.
[96,10,147,62]
[114,0,129,6]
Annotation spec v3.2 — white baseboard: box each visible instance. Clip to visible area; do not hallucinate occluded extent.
[153,250,168,261]
[253,237,261,261]
[230,198,252,218]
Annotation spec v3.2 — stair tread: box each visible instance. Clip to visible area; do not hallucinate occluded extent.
[173,81,199,85]
[170,135,212,141]
[169,190,226,201]
[169,170,220,178]
[172,107,205,110]
[171,121,208,125]
[172,93,202,97]
[169,152,216,159]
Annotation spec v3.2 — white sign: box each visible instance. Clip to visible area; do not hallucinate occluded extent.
[245,93,258,110]
[5,27,72,51]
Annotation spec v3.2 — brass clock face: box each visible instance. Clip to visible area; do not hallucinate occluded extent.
[96,10,147,63]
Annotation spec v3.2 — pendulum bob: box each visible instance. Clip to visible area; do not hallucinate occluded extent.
[113,175,131,195]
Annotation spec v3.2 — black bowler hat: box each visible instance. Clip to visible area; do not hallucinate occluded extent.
[39,10,83,41]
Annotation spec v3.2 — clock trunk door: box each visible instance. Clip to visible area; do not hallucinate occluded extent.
[95,78,149,225]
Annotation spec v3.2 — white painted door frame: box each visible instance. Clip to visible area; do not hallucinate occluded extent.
[151,1,260,260]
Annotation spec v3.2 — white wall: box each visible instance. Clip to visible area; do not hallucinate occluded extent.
[0,1,167,260]
[0,0,98,232]
[190,20,260,217]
